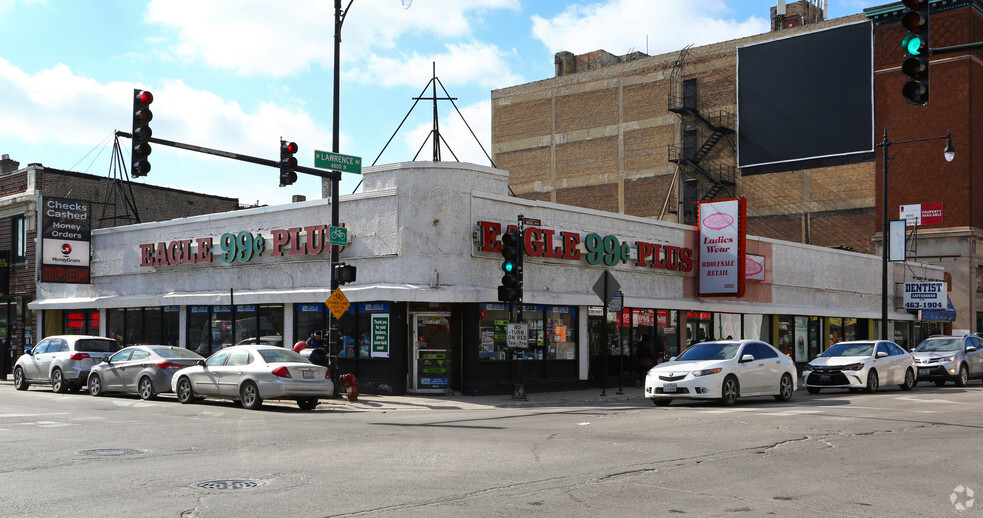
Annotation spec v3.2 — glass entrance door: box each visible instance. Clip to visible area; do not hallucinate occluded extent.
[411,313,453,393]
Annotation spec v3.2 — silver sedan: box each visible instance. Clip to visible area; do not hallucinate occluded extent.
[88,345,204,399]
[170,345,333,410]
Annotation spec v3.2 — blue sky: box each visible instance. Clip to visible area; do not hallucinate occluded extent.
[0,0,866,207]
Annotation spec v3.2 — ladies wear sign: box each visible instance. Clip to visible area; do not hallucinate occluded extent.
[698,198,746,297]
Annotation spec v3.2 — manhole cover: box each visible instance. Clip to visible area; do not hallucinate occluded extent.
[76,448,147,457]
[192,479,268,490]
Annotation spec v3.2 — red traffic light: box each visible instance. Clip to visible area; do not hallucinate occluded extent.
[284,141,298,154]
[135,90,153,107]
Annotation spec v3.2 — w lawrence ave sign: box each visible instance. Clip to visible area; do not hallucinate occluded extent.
[314,150,362,174]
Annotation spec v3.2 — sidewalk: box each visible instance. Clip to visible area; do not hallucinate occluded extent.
[0,377,648,411]
[322,385,648,412]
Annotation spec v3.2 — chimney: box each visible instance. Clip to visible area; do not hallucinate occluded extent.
[0,154,19,174]
[292,195,307,203]
[555,51,575,77]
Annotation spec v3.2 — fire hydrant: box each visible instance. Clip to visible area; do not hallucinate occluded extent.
[338,373,359,402]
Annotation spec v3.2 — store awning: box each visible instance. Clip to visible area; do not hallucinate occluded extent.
[920,296,957,322]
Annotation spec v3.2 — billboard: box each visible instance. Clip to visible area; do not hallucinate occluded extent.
[698,198,746,297]
[737,22,874,171]
[39,196,91,284]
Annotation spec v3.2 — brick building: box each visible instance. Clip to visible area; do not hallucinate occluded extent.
[491,0,983,333]
[0,154,239,376]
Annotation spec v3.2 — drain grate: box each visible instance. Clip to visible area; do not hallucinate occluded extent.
[76,448,147,457]
[192,479,268,490]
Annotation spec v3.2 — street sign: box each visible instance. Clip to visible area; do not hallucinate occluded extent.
[610,290,623,312]
[507,323,529,349]
[324,288,350,319]
[592,270,621,305]
[314,150,362,174]
[328,226,348,246]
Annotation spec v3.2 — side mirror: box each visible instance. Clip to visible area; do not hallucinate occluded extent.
[967,346,978,352]
[102,357,111,364]
[668,356,676,362]
[25,349,33,356]
[740,354,755,363]
[196,360,205,366]
[876,351,888,358]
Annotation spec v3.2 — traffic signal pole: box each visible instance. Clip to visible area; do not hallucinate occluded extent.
[113,131,341,182]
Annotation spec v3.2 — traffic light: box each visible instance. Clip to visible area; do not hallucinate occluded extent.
[497,228,523,303]
[901,0,930,105]
[131,89,153,177]
[279,139,298,186]
[334,263,357,284]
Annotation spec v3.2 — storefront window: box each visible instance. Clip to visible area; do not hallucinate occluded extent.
[162,306,179,346]
[657,310,679,359]
[777,315,794,356]
[64,310,99,335]
[295,303,385,359]
[714,313,742,340]
[829,317,844,345]
[187,306,211,355]
[744,314,770,342]
[478,304,510,361]
[546,306,577,360]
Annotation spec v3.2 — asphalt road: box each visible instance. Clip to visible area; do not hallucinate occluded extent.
[1,380,982,517]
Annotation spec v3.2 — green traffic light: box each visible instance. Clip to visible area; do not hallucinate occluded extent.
[903,34,923,55]
[502,261,515,273]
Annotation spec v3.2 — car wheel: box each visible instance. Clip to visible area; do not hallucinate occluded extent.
[935,380,947,387]
[956,364,969,387]
[240,381,263,410]
[720,376,739,406]
[774,374,794,402]
[653,398,671,407]
[865,369,879,393]
[297,398,318,411]
[806,387,821,394]
[138,377,156,400]
[51,369,68,394]
[899,368,915,391]
[88,374,104,396]
[176,377,196,404]
[13,367,29,391]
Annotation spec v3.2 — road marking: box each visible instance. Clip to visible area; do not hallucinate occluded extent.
[112,400,161,408]
[895,396,963,404]
[0,413,70,418]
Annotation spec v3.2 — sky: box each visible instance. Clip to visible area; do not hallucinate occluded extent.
[0,0,868,208]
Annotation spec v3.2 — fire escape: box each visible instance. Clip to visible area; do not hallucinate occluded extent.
[667,73,736,225]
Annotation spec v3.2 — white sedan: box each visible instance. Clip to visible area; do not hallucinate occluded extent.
[802,340,916,394]
[171,345,334,410]
[644,340,797,407]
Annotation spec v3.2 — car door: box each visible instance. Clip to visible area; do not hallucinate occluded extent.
[218,349,252,397]
[38,338,66,380]
[193,349,231,396]
[875,342,903,384]
[755,343,786,394]
[121,349,152,391]
[101,349,133,390]
[736,343,768,395]
[21,340,49,381]
[964,336,983,378]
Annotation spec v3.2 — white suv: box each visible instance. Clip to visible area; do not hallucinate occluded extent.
[911,335,983,387]
[13,335,121,393]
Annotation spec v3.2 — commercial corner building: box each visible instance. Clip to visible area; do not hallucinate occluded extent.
[30,162,945,395]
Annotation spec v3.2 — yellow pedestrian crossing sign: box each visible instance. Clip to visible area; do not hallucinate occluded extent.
[325,288,350,319]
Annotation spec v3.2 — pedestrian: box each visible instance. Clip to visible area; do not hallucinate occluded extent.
[306,330,325,349]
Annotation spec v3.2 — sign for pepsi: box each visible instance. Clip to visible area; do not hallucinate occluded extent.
[40,196,91,284]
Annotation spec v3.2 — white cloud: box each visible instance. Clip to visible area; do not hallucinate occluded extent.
[531,0,769,56]
[356,41,521,89]
[144,0,521,78]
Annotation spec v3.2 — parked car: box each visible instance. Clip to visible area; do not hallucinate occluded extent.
[12,335,121,393]
[802,340,916,394]
[911,334,983,386]
[87,345,205,399]
[170,345,333,410]
[644,339,797,407]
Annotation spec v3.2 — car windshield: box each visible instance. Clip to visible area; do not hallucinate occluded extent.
[914,338,962,352]
[75,339,120,353]
[675,342,740,361]
[257,348,310,364]
[152,347,203,359]
[821,342,874,357]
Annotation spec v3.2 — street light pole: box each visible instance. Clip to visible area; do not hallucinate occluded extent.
[877,129,954,340]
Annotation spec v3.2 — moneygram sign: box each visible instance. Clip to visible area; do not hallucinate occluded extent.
[40,196,91,283]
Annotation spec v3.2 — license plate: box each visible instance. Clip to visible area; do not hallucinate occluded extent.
[919,369,930,376]
[663,383,677,393]
[820,375,830,383]
[302,370,314,379]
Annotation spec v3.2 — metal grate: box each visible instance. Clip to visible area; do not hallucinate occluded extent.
[76,448,147,457]
[192,479,268,490]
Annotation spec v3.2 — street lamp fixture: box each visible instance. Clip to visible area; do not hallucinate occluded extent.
[878,129,954,340]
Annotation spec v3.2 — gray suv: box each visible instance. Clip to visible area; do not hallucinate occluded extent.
[13,335,121,393]
[911,335,983,387]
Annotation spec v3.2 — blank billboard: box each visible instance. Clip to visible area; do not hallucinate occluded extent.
[737,22,874,171]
